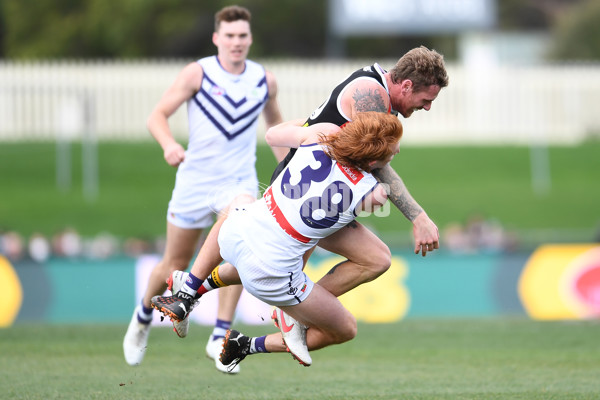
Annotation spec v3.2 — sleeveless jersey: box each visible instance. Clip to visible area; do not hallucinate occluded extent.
[179,56,268,183]
[270,63,392,184]
[169,56,269,213]
[306,62,392,126]
[241,143,378,266]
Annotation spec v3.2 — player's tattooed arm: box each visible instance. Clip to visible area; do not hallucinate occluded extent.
[371,165,424,222]
[352,88,387,113]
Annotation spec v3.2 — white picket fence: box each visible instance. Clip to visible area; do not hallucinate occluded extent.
[1,59,599,145]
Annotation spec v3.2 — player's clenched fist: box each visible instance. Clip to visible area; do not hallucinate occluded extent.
[164,142,186,167]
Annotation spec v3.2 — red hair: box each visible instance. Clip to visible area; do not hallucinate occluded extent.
[320,112,403,172]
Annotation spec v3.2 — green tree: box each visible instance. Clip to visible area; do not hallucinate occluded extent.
[550,0,600,60]
[0,0,328,59]
[2,0,207,58]
[496,0,550,31]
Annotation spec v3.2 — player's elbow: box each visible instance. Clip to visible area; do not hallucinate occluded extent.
[146,111,160,137]
[265,127,276,146]
[145,114,154,133]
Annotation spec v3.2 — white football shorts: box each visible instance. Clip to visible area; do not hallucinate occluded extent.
[218,209,314,307]
[167,175,259,230]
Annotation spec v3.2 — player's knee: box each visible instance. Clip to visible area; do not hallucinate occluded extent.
[378,246,392,273]
[332,314,357,344]
[339,316,357,343]
[364,245,391,278]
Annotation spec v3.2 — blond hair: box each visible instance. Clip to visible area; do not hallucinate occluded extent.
[390,46,449,92]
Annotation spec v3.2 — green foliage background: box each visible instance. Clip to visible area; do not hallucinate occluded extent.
[550,0,600,60]
[1,0,600,60]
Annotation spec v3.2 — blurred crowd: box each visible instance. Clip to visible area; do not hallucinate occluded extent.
[442,213,519,254]
[0,227,166,263]
[3,216,595,263]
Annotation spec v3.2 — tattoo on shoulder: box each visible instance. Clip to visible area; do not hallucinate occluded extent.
[352,88,387,113]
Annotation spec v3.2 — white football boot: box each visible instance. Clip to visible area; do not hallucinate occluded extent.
[272,307,311,366]
[206,336,240,374]
[123,306,151,366]
[168,270,201,338]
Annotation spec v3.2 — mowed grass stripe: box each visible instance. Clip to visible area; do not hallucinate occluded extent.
[1,319,599,399]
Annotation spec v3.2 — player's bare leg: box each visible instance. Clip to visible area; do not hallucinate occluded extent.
[191,193,254,373]
[217,285,244,321]
[316,222,391,297]
[206,284,244,373]
[220,284,356,368]
[283,284,356,349]
[265,225,389,365]
[124,222,202,366]
[264,223,389,362]
[143,222,203,308]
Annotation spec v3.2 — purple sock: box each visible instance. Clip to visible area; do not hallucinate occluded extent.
[211,319,231,340]
[253,336,269,353]
[185,272,203,291]
[137,301,153,324]
[141,303,153,315]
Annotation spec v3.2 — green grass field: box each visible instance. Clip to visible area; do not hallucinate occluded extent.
[1,319,599,399]
[1,141,599,246]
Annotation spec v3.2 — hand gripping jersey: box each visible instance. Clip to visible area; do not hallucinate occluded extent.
[270,63,393,184]
[240,143,378,267]
[169,56,269,215]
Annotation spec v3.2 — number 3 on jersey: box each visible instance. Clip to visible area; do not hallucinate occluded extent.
[281,149,353,229]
